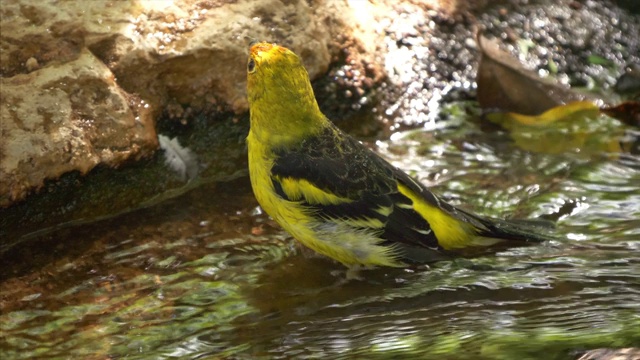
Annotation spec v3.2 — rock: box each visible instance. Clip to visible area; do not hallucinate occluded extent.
[1,0,394,209]
[0,50,157,207]
[1,0,392,115]
[99,0,370,113]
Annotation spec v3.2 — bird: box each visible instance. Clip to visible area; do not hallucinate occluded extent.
[245,41,553,272]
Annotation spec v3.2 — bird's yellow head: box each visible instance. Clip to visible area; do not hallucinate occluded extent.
[246,42,325,145]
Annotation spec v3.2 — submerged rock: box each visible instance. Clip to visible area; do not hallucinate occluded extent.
[577,348,640,360]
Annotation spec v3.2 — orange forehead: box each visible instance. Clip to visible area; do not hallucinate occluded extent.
[249,42,294,60]
[250,42,277,56]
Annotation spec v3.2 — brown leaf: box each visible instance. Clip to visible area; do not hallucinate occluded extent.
[601,101,640,127]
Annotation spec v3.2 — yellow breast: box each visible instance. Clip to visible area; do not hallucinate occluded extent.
[247,131,401,267]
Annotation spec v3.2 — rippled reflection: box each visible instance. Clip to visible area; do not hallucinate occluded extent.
[2,104,639,359]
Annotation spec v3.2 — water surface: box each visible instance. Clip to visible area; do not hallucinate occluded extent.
[1,104,639,359]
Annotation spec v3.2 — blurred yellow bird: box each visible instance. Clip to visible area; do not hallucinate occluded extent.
[246,42,551,270]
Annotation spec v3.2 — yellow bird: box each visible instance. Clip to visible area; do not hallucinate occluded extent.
[246,42,552,270]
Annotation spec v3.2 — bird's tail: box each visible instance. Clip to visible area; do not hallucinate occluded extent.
[476,215,556,243]
[455,206,556,245]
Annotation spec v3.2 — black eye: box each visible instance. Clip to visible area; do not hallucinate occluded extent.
[248,59,256,73]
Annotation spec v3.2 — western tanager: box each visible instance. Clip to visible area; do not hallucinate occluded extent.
[246,42,552,270]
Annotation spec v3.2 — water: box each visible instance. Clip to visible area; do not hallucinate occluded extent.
[1,104,639,359]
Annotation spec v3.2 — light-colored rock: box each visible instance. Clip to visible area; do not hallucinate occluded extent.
[1,0,388,112]
[1,0,414,208]
[0,50,157,207]
[103,0,347,112]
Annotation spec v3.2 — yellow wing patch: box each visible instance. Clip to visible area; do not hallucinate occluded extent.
[334,217,385,229]
[397,183,476,250]
[276,177,352,205]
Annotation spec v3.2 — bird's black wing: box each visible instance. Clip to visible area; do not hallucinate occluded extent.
[270,124,449,262]
[271,123,553,264]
